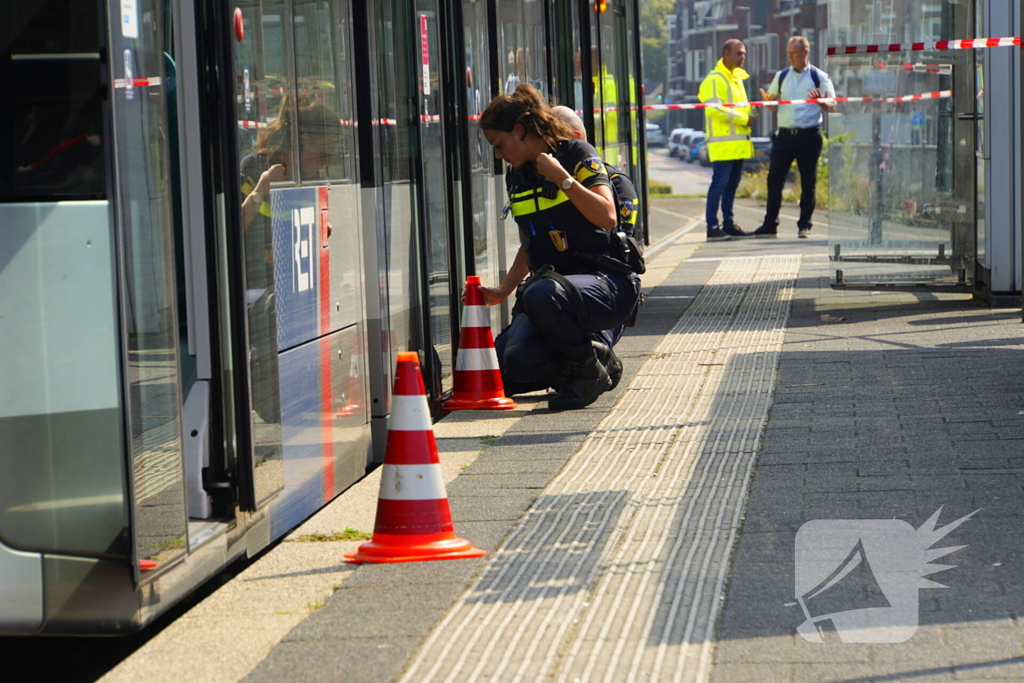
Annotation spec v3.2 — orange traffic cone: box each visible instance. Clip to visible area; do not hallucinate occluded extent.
[335,340,364,418]
[346,351,486,564]
[444,276,517,411]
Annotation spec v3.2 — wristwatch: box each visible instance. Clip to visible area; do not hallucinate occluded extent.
[560,176,575,191]
[249,189,263,205]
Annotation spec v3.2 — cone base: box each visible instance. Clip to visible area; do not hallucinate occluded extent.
[443,395,517,411]
[345,532,486,564]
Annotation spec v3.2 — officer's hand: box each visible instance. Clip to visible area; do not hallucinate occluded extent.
[533,153,564,182]
[476,285,507,306]
[759,88,778,102]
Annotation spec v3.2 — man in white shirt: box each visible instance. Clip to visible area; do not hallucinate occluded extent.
[753,36,835,239]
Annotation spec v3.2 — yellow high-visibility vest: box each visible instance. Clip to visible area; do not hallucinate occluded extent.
[698,60,754,162]
[594,68,619,165]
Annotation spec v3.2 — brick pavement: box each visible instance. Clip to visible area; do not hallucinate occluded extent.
[711,255,1024,683]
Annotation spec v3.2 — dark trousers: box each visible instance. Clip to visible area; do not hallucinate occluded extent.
[495,270,640,395]
[705,159,745,229]
[763,128,823,231]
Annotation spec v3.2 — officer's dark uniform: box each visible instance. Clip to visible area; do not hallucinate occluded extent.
[494,140,641,402]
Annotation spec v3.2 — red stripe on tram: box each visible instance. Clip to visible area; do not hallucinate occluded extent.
[318,187,335,501]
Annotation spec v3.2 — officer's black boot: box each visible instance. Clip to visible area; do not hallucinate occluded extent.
[548,353,611,411]
[591,341,623,391]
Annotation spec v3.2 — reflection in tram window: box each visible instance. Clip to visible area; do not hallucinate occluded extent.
[234,1,293,506]
[522,0,547,94]
[416,3,454,392]
[463,0,500,289]
[293,0,354,182]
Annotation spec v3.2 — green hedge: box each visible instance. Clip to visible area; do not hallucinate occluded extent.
[648,179,673,195]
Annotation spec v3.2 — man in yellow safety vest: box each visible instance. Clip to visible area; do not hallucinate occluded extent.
[699,39,757,241]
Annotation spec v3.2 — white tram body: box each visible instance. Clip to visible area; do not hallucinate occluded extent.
[0,0,648,634]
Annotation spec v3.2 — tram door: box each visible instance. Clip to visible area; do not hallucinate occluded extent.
[365,0,458,409]
[603,0,646,243]
[105,0,190,579]
[226,1,371,524]
[415,1,457,398]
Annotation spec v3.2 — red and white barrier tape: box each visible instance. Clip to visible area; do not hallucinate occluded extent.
[113,77,163,88]
[236,89,950,132]
[828,36,1019,56]
[642,90,951,110]
[238,119,356,129]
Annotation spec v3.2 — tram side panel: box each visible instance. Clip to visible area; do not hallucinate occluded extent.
[0,0,132,634]
[266,186,370,537]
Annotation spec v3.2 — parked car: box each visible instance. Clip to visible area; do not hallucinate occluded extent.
[684,132,706,163]
[667,127,693,157]
[645,122,667,148]
[744,137,772,169]
[679,131,702,162]
[698,137,711,166]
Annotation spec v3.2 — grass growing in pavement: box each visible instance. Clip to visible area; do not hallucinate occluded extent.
[290,528,371,543]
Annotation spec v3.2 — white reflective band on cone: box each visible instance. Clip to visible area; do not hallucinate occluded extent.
[378,464,448,500]
[461,305,491,328]
[388,395,433,431]
[455,347,501,372]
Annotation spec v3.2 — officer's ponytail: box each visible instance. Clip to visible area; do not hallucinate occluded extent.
[480,84,574,152]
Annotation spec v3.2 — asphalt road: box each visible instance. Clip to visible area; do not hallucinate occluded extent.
[645,146,713,195]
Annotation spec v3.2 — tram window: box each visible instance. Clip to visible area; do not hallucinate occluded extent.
[499,3,522,95]
[521,0,547,95]
[292,0,350,182]
[0,2,106,202]
[234,3,295,174]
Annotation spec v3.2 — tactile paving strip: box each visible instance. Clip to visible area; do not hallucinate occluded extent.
[400,256,800,683]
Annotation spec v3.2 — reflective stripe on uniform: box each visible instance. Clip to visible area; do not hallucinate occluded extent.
[509,191,571,216]
[242,178,272,216]
[705,134,751,143]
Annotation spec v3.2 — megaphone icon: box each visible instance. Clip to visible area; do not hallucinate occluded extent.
[791,538,892,643]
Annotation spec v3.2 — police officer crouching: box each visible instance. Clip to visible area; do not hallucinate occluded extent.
[477,84,641,410]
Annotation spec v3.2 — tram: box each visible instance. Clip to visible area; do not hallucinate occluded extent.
[0,0,647,635]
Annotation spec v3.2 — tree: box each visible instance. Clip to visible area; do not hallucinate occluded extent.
[640,0,674,96]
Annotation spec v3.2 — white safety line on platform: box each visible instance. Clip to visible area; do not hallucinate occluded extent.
[401,256,801,683]
[828,35,1020,56]
[686,253,830,263]
[644,217,702,261]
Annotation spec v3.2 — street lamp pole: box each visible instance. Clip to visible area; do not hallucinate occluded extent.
[735,6,758,131]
